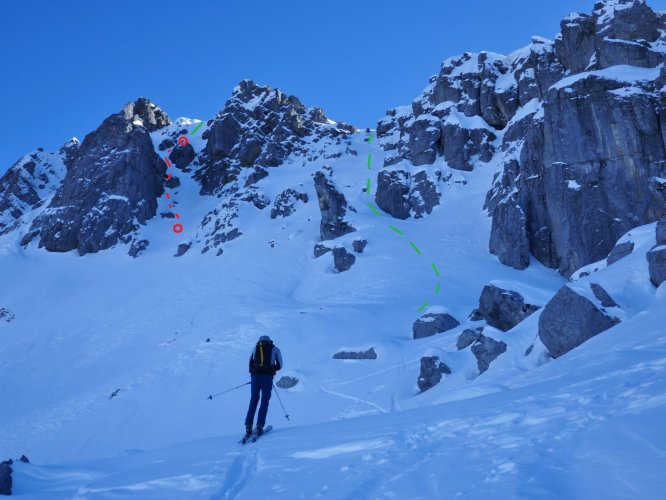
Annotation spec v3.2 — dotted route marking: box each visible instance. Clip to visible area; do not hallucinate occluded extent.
[163,122,205,234]
[365,132,441,313]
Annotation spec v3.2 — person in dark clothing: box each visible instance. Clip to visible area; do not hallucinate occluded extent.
[244,335,283,437]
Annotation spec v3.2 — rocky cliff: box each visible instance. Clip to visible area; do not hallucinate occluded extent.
[377,0,666,277]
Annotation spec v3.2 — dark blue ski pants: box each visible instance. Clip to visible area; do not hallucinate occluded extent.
[245,374,273,428]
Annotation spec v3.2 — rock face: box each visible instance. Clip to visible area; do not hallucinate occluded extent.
[333,348,377,360]
[538,285,621,357]
[471,336,508,373]
[590,283,619,308]
[477,284,541,332]
[22,98,170,255]
[0,459,11,495]
[647,245,666,287]
[412,313,460,339]
[417,356,451,392]
[313,169,356,241]
[196,80,353,197]
[607,241,635,265]
[485,1,666,277]
[0,144,71,237]
[276,376,298,389]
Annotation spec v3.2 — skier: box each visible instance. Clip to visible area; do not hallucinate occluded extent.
[244,335,283,438]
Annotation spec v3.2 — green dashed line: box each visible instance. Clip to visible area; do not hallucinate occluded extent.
[367,154,372,169]
[410,242,422,255]
[431,263,441,277]
[435,283,441,294]
[368,132,374,144]
[191,121,204,135]
[389,225,404,236]
[367,178,371,193]
[417,301,429,312]
[368,203,381,216]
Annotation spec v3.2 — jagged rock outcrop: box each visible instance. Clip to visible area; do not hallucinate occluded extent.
[0,145,71,237]
[20,98,170,255]
[538,285,621,357]
[313,169,355,241]
[333,347,377,360]
[271,188,308,219]
[195,80,354,196]
[486,0,666,277]
[477,284,541,332]
[471,335,507,373]
[417,356,451,392]
[412,313,460,339]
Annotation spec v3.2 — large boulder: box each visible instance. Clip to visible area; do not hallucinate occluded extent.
[538,285,621,357]
[471,336,507,374]
[477,284,540,332]
[332,247,356,273]
[375,169,440,220]
[647,245,666,287]
[417,356,451,392]
[412,313,460,339]
[276,376,299,389]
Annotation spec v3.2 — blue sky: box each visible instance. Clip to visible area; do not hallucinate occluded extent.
[2,0,665,173]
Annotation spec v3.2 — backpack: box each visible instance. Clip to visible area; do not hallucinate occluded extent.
[251,340,274,374]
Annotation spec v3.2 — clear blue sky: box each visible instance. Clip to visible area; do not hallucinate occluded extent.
[2,0,665,173]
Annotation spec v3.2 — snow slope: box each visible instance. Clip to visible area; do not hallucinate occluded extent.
[9,285,666,498]
[1,116,664,497]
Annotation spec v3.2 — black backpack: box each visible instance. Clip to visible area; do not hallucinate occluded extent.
[251,340,274,374]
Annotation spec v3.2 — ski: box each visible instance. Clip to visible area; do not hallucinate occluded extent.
[239,425,272,444]
[251,425,272,443]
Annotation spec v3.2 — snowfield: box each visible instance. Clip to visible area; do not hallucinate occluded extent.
[1,120,665,498]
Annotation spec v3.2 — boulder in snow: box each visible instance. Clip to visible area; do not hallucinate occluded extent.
[657,217,666,245]
[412,313,460,339]
[417,356,451,392]
[478,284,540,332]
[313,170,356,241]
[333,347,377,360]
[352,239,367,253]
[276,376,299,389]
[333,247,356,273]
[538,286,621,358]
[471,335,507,374]
[590,283,619,308]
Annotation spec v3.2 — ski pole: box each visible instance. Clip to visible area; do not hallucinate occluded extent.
[272,383,290,421]
[207,381,251,400]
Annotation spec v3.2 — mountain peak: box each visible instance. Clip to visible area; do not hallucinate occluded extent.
[121,97,171,132]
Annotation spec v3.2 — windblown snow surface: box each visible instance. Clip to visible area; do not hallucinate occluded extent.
[0,118,665,498]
